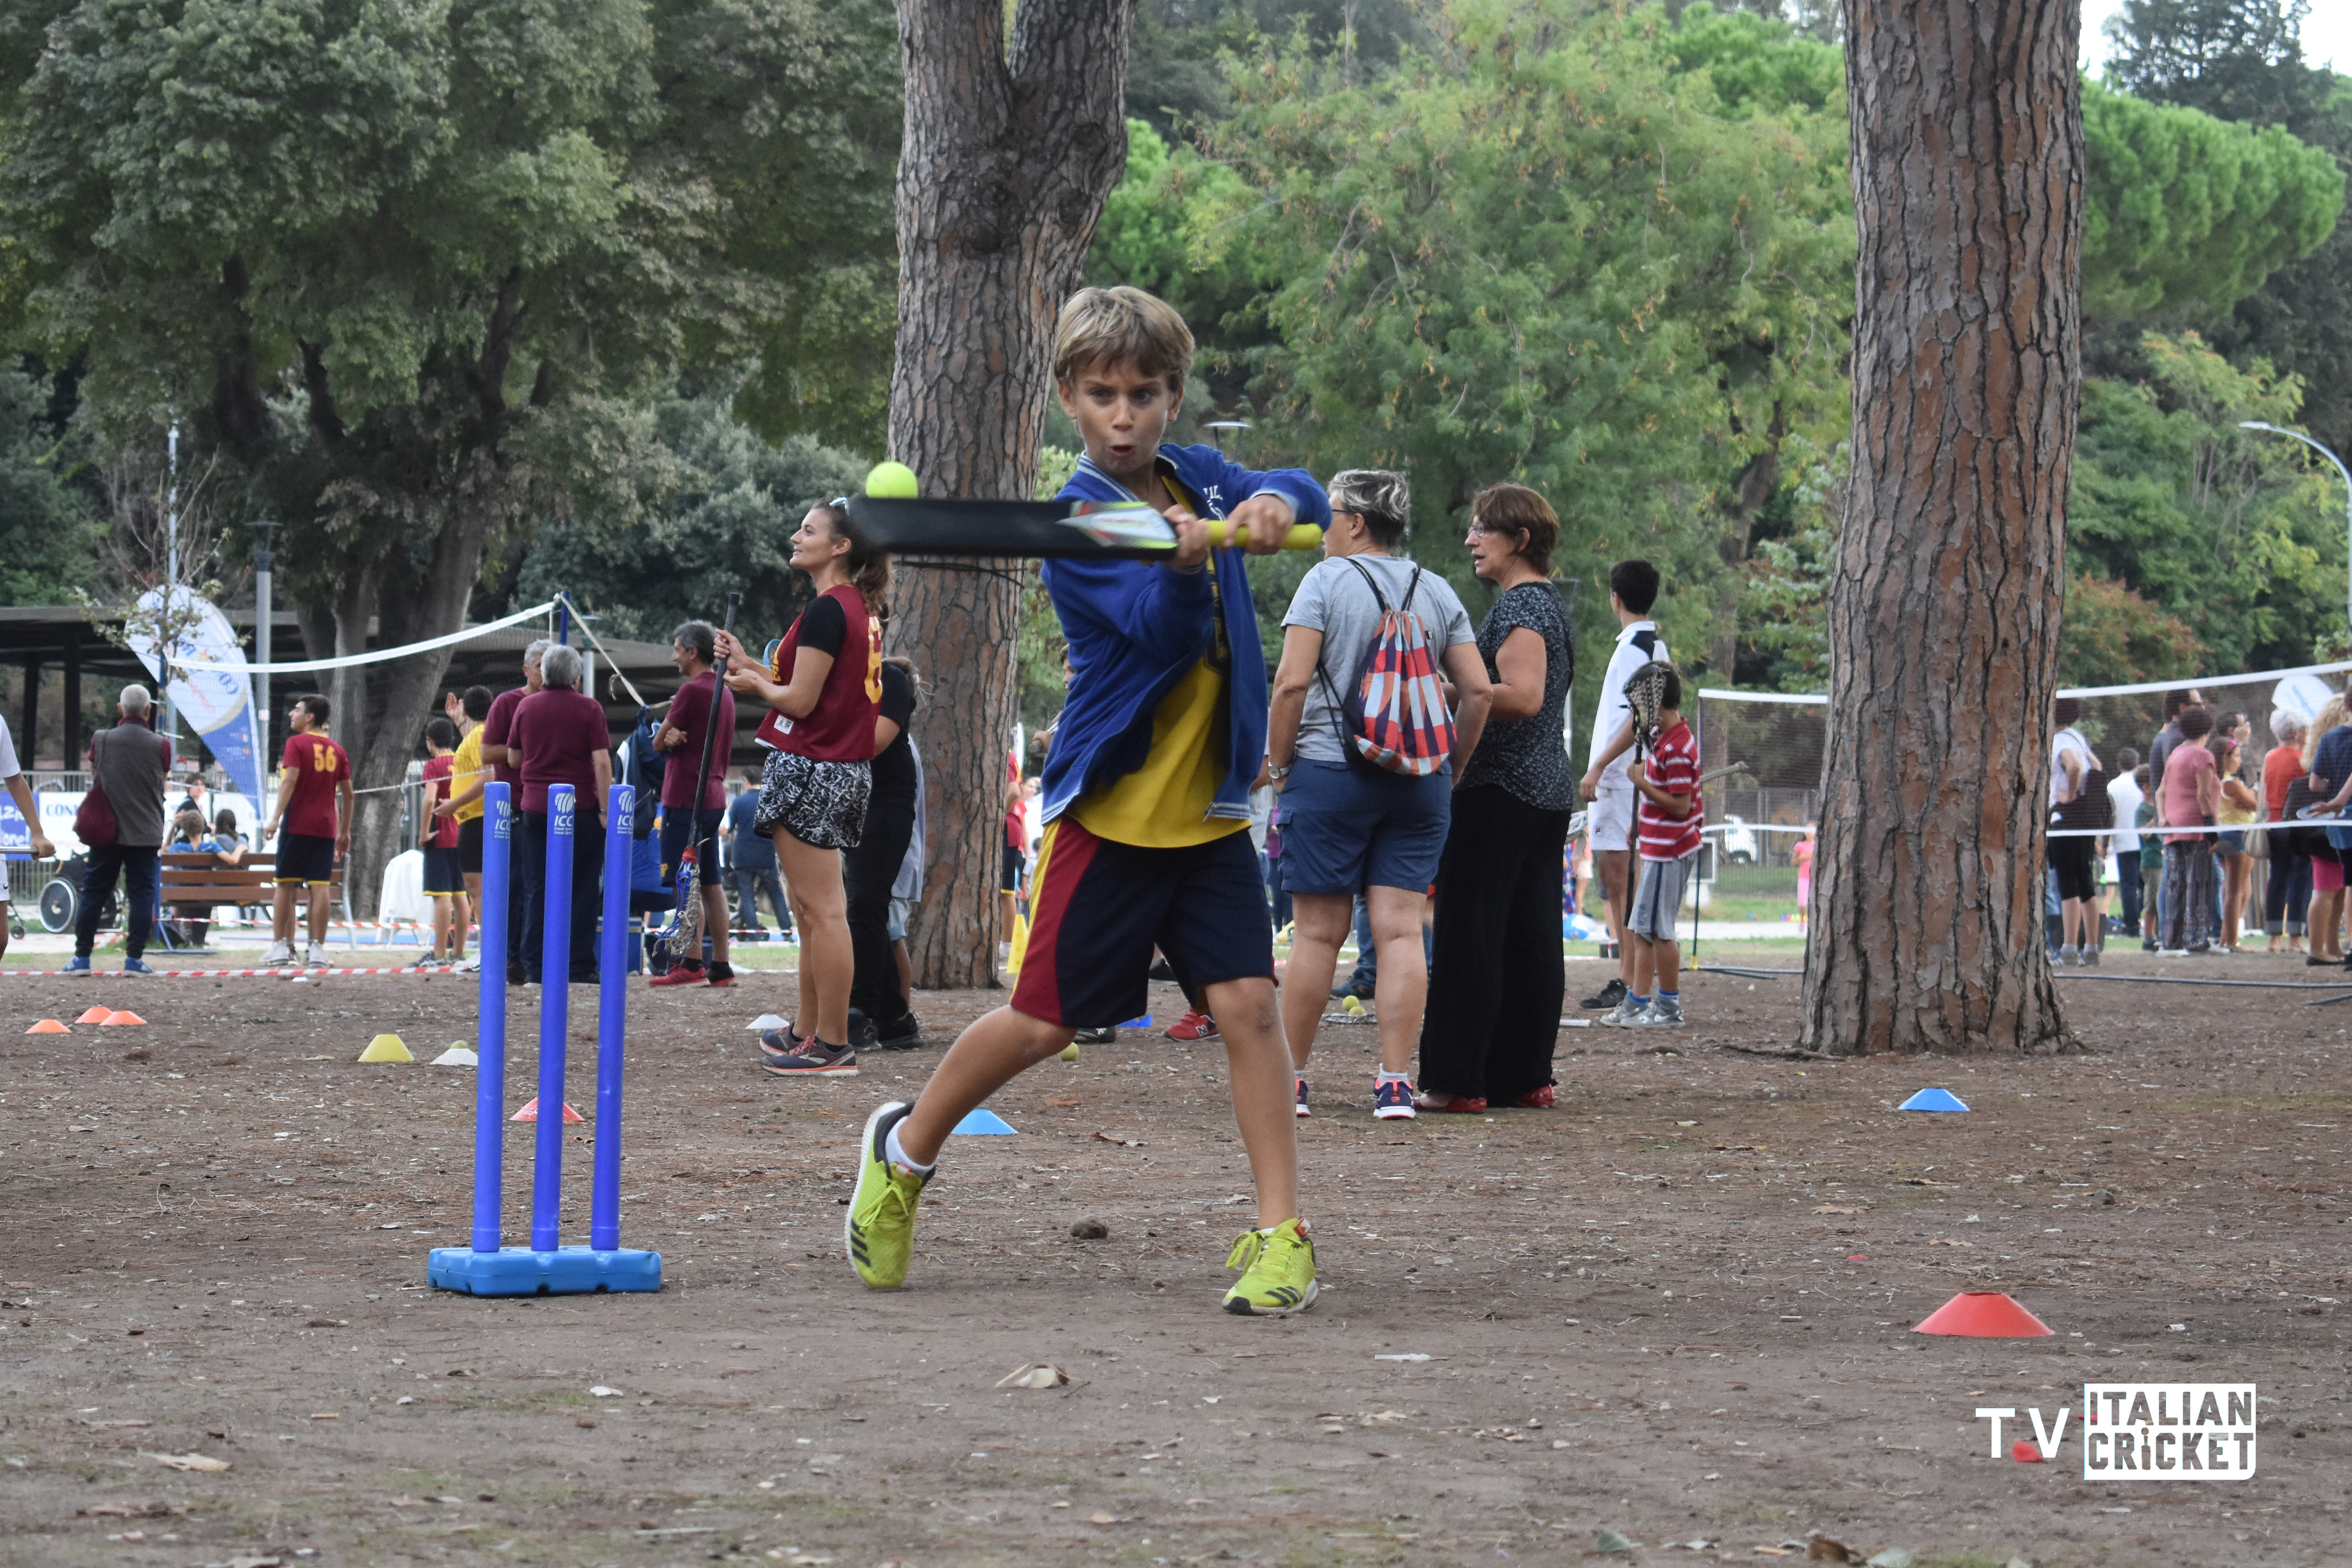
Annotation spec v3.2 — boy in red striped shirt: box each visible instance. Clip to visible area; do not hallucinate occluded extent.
[1607,663,1702,1029]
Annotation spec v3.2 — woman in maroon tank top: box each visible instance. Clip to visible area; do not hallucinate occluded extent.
[719,501,887,1074]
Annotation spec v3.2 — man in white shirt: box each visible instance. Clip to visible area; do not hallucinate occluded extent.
[2047,696,2101,964]
[1576,559,1668,1010]
[0,713,55,959]
[2105,745,2144,938]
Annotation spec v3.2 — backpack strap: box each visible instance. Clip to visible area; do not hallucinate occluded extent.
[1310,558,1392,757]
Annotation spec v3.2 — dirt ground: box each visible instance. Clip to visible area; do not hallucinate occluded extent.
[0,947,2346,1568]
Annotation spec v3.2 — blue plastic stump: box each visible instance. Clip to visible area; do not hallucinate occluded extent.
[1898,1087,1970,1112]
[428,1244,663,1296]
[1121,1015,1152,1029]
[953,1108,1018,1135]
[436,782,660,1296]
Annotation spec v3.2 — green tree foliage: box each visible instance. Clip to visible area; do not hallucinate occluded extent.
[0,363,100,604]
[2105,0,2333,128]
[2106,0,2352,464]
[2082,79,2345,319]
[0,0,899,910]
[516,382,869,646]
[0,0,894,720]
[1192,0,1856,727]
[1126,0,1433,139]
[2068,332,2345,672]
[2058,573,2206,687]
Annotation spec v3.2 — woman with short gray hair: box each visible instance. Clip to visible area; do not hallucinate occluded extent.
[512,642,613,983]
[1265,468,1492,1121]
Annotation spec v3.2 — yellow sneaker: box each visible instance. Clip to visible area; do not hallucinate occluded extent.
[845,1102,930,1289]
[1222,1216,1318,1316]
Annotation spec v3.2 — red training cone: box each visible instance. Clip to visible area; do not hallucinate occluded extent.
[74,1006,112,1025]
[1912,1290,2054,1337]
[510,1098,584,1124]
[102,1011,148,1027]
[2012,1438,2044,1463]
[25,1019,69,1034]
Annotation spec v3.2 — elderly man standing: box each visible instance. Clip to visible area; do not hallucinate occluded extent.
[478,638,550,985]
[512,644,612,984]
[65,683,174,975]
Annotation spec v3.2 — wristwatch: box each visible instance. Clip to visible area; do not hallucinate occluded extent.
[1268,764,1292,781]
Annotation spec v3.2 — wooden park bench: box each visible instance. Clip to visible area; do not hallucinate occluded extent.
[158,850,353,953]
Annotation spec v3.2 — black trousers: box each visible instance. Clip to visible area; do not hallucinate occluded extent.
[845,792,917,1022]
[516,810,603,983]
[1417,786,1571,1103]
[76,842,159,961]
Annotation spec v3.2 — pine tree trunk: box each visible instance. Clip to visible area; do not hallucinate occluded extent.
[1799,0,2085,1055]
[886,0,1135,989]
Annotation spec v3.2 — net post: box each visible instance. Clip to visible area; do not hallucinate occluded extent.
[469,784,511,1253]
[530,784,575,1253]
[590,782,631,1251]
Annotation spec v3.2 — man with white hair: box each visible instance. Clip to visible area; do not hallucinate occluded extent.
[479,639,551,984]
[510,642,613,984]
[65,683,173,974]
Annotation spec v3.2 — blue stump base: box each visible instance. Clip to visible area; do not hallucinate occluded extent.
[428,1245,664,1296]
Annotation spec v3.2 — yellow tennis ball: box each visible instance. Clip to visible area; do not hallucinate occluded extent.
[865,461,919,499]
[1058,1042,1082,1063]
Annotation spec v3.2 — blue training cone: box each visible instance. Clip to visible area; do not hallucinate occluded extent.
[1121,1015,1152,1029]
[952,1108,1017,1135]
[1898,1087,1969,1112]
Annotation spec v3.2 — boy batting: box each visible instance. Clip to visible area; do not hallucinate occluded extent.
[845,285,1332,1315]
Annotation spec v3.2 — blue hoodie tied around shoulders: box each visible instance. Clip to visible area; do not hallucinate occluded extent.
[1036,444,1329,833]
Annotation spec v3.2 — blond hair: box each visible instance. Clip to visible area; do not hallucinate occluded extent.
[1052,285,1194,392]
[2305,697,2345,767]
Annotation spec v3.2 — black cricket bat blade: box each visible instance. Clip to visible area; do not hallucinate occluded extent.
[846,496,1178,559]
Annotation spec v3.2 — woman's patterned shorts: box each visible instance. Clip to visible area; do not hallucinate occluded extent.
[754,749,871,851]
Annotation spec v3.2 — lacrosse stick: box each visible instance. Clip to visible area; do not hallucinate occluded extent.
[1622,660,1673,768]
[657,592,740,958]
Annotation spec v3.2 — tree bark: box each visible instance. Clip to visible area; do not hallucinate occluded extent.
[886,0,1136,989]
[1800,0,2085,1055]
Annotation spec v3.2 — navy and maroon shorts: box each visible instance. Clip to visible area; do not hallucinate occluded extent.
[1010,817,1273,1028]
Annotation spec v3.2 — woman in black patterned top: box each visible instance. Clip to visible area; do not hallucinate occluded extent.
[1417,483,1577,1112]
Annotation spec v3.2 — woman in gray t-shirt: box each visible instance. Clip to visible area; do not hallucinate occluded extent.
[1264,469,1492,1123]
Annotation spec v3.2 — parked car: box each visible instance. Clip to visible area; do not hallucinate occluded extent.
[1717,814,1760,865]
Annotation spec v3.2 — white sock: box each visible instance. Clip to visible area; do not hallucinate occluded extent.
[1375,1070,1411,1084]
[884,1121,935,1176]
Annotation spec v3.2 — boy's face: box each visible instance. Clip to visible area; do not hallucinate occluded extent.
[1057,360,1181,478]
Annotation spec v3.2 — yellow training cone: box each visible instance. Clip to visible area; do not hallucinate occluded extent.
[357,1033,413,1063]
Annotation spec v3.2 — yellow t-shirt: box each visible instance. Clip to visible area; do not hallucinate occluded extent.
[1070,463,1249,849]
[451,725,487,822]
[1072,654,1245,848]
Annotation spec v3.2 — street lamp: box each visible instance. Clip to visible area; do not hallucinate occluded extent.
[2241,420,2352,645]
[1204,419,1252,461]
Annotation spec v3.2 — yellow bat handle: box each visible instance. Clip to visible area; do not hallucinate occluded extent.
[1203,520,1324,550]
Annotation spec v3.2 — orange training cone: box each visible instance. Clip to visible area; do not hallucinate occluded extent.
[1912,1290,2054,1337]
[25,1019,69,1034]
[101,1011,148,1027]
[74,1006,112,1025]
[510,1098,585,1125]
